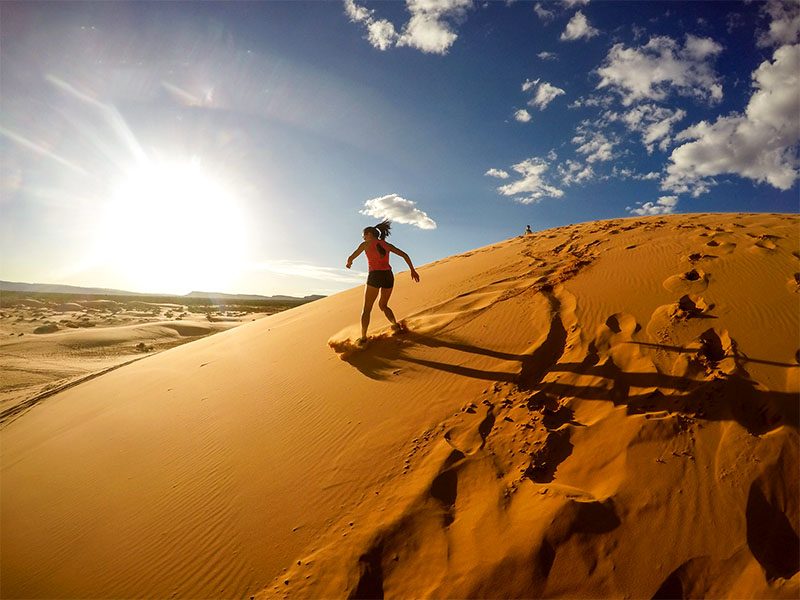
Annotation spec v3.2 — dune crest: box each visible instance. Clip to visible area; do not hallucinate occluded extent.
[2,214,798,599]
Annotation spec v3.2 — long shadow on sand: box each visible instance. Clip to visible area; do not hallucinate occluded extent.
[630,341,796,369]
[343,330,574,386]
[535,366,797,436]
[340,333,798,436]
[340,332,527,383]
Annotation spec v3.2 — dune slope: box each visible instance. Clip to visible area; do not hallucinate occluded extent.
[1,213,798,599]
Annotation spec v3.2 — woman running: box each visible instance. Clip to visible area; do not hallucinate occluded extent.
[345,220,420,344]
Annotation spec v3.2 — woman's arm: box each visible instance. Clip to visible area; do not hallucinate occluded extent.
[387,244,420,282]
[346,242,367,269]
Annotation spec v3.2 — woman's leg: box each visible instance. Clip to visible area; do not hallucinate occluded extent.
[361,285,380,339]
[378,286,397,326]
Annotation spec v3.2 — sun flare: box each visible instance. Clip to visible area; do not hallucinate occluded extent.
[98,159,248,293]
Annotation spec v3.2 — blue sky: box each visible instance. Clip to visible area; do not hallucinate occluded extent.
[1,0,798,296]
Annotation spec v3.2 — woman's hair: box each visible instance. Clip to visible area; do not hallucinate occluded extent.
[363,220,391,256]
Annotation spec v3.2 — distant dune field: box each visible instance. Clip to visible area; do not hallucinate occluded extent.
[1,213,798,599]
[0,299,283,425]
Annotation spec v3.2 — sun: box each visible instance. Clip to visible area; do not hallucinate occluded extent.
[98,159,249,294]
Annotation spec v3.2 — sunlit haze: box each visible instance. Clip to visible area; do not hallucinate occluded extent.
[98,159,248,294]
[1,1,798,296]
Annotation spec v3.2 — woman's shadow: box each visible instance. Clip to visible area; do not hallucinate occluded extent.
[339,330,524,383]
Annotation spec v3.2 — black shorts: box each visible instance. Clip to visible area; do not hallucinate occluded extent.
[367,270,394,289]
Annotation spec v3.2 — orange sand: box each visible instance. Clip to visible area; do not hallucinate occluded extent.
[1,213,798,599]
[0,301,270,424]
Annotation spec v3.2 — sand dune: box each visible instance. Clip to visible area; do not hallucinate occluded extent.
[0,298,277,424]
[1,213,798,599]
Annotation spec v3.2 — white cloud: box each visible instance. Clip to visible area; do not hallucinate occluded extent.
[344,0,398,50]
[496,157,565,204]
[684,34,725,60]
[572,123,617,162]
[524,80,566,110]
[367,19,400,50]
[757,0,800,48]
[344,0,371,22]
[560,11,599,41]
[628,195,678,215]
[514,109,532,122]
[343,0,471,54]
[485,168,510,179]
[537,51,558,60]
[360,194,437,229]
[535,0,590,24]
[613,166,660,181]
[558,159,595,185]
[399,17,455,53]
[534,3,555,22]
[397,0,472,54]
[568,94,613,109]
[605,104,687,153]
[597,35,723,105]
[663,42,800,196]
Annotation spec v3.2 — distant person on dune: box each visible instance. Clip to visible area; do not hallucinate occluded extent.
[525,224,532,235]
[345,220,420,344]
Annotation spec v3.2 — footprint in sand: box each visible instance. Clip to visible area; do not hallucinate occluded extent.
[705,240,736,254]
[788,273,800,294]
[673,295,713,320]
[672,327,737,379]
[428,448,464,527]
[663,269,709,294]
[523,428,573,483]
[687,252,717,263]
[444,403,496,455]
[591,312,645,377]
[646,295,714,342]
[541,404,578,430]
[605,312,639,336]
[747,232,782,241]
[749,239,778,253]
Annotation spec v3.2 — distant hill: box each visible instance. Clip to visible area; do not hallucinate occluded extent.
[185,291,325,302]
[0,280,325,302]
[0,280,143,296]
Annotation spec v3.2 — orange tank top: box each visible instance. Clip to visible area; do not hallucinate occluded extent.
[365,240,391,271]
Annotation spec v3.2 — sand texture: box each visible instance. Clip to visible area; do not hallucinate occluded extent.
[1,213,798,599]
[0,301,273,425]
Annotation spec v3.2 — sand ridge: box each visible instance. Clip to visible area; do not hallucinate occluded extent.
[1,213,798,599]
[269,213,799,599]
